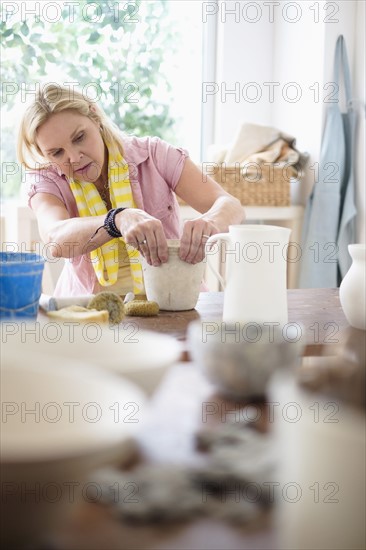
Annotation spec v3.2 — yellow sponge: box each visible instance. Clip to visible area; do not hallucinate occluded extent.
[124,300,159,317]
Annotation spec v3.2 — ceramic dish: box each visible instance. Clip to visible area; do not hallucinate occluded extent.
[1,323,182,395]
[1,346,146,547]
[187,321,304,399]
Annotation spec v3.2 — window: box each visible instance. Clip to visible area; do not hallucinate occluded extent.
[1,0,205,200]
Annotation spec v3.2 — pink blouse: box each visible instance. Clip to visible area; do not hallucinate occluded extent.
[26,136,189,296]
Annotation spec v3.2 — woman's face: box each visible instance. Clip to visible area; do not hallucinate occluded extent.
[36,109,106,183]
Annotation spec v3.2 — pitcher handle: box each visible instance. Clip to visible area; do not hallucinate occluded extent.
[205,233,231,289]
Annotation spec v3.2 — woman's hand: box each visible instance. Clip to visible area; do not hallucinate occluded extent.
[179,218,220,264]
[174,158,244,264]
[115,208,168,266]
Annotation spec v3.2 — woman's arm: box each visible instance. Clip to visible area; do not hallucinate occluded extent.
[114,156,244,266]
[31,193,116,258]
[174,158,245,263]
[31,192,168,265]
[30,156,244,266]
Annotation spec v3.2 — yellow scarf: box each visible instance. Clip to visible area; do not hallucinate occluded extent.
[69,141,143,294]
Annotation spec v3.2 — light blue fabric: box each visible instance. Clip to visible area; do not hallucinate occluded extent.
[299,35,357,288]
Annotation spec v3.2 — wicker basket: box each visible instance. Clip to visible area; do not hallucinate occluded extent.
[211,163,296,206]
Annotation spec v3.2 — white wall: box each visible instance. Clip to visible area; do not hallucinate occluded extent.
[354,0,366,243]
[213,2,274,147]
[271,3,325,204]
[211,0,365,241]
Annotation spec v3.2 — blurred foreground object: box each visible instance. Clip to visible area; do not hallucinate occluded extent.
[271,325,365,549]
[0,347,145,548]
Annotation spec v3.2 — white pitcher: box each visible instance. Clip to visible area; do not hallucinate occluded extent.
[206,225,291,325]
[339,244,366,330]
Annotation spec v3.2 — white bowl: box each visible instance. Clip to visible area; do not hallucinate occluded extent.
[1,346,146,547]
[187,321,304,399]
[1,322,182,395]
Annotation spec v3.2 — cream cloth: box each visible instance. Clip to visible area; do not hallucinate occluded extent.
[223,122,308,170]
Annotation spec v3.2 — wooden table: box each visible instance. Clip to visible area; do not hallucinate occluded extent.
[53,359,279,550]
[120,288,349,357]
[39,289,362,550]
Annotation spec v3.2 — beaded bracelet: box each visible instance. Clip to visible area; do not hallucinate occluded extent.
[85,208,128,246]
[104,207,128,238]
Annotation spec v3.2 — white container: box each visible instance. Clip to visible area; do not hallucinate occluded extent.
[187,321,304,399]
[141,240,205,311]
[339,243,366,330]
[270,371,365,550]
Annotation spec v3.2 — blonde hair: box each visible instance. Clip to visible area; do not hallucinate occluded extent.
[17,84,124,170]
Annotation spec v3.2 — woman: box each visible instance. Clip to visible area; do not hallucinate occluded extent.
[18,84,244,296]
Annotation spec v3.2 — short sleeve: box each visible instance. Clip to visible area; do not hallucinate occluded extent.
[149,137,189,191]
[26,169,65,209]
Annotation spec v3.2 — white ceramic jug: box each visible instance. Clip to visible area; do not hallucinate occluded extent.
[206,225,291,325]
[339,244,366,330]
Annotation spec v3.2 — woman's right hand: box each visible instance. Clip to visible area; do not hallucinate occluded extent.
[115,208,168,266]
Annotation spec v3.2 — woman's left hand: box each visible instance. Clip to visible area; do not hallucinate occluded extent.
[174,158,244,264]
[179,218,219,264]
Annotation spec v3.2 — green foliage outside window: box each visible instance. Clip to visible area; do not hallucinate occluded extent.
[0,0,178,198]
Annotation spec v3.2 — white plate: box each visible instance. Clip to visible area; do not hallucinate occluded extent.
[1,346,146,548]
[1,322,182,395]
[1,346,146,462]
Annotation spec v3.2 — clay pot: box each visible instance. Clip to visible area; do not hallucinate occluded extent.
[141,240,205,311]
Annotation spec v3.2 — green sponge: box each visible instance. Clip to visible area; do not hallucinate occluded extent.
[88,292,125,325]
